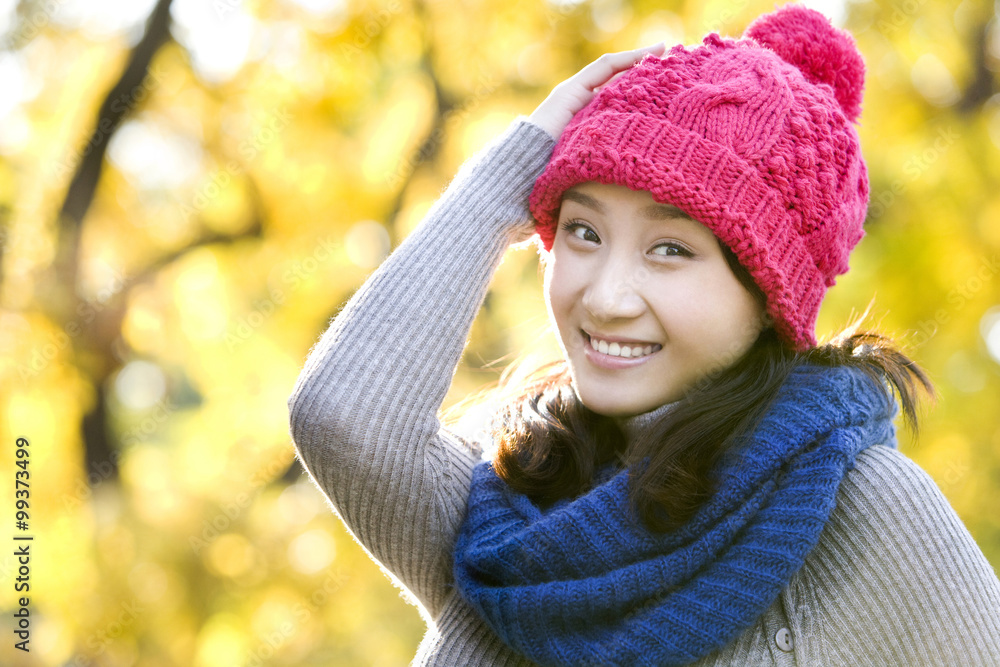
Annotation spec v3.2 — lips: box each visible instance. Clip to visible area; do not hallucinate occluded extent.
[580,329,662,368]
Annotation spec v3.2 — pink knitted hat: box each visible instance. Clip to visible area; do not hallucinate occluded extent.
[528,4,868,351]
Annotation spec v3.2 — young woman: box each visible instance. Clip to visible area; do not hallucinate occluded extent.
[288,4,1000,665]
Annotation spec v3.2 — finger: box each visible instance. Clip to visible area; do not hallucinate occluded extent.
[593,68,632,93]
[579,42,666,91]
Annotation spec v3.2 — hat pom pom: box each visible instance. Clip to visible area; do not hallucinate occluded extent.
[744,4,865,122]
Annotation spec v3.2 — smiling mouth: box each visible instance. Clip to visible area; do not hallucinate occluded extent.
[583,330,662,359]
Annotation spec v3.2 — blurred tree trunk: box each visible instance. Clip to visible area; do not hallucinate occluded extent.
[49,0,277,486]
[957,17,998,114]
[51,0,176,482]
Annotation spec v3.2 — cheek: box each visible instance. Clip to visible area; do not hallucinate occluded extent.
[543,253,581,335]
[707,283,765,355]
[542,256,566,322]
[714,270,766,338]
[542,254,556,305]
[655,273,762,347]
[543,249,571,297]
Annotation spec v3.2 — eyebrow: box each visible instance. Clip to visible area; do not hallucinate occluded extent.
[561,189,695,222]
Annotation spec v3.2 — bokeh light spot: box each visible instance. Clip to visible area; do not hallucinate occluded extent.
[980,306,1000,365]
[345,221,390,269]
[114,360,167,410]
[206,533,257,579]
[288,528,335,575]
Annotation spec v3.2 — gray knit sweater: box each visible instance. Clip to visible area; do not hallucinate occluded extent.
[287,116,1000,666]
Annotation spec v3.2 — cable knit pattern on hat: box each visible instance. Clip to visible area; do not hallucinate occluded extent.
[528,4,869,351]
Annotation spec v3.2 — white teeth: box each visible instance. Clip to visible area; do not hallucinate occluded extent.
[588,335,658,358]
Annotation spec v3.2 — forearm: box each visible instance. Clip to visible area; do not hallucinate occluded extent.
[287,116,555,614]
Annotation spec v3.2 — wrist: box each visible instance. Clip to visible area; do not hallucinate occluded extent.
[526,111,561,142]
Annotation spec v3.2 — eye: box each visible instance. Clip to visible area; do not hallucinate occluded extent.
[651,241,692,258]
[560,219,600,244]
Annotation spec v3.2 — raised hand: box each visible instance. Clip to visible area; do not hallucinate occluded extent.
[528,42,667,142]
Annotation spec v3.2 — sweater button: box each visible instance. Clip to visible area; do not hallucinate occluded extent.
[775,627,794,652]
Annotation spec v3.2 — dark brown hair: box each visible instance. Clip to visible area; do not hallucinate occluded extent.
[477,242,934,533]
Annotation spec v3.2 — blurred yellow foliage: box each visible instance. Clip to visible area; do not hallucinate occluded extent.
[1,0,999,665]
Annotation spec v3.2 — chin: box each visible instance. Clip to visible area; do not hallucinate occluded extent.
[575,385,654,418]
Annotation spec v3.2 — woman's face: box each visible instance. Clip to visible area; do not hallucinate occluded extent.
[543,181,768,417]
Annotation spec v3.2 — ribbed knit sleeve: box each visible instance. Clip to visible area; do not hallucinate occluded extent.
[789,444,1000,665]
[286,117,556,620]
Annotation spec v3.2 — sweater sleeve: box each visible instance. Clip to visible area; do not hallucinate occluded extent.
[286,117,556,619]
[791,444,1000,665]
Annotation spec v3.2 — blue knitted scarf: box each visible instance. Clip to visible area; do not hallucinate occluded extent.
[453,363,898,666]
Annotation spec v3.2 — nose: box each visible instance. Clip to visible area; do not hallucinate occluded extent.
[582,257,647,322]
